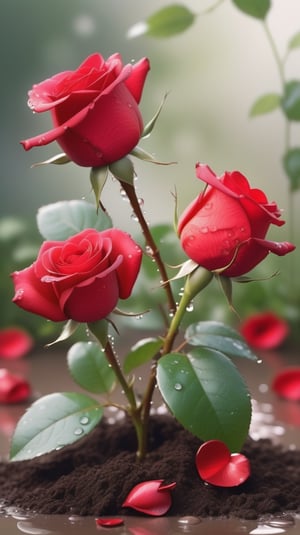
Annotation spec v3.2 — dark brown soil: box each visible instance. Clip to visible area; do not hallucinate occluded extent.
[0,415,299,520]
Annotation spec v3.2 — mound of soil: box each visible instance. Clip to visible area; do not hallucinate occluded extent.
[0,415,299,520]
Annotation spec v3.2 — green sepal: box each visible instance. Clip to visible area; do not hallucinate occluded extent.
[130,145,176,165]
[45,319,79,347]
[87,319,109,348]
[31,153,71,167]
[141,93,168,139]
[109,157,135,185]
[90,165,109,210]
[10,392,103,461]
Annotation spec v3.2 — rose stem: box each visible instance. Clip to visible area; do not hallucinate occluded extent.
[87,323,145,455]
[138,268,213,459]
[120,180,177,315]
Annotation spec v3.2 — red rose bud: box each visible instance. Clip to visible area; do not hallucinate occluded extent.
[178,164,295,277]
[0,327,33,359]
[12,228,142,323]
[240,311,289,350]
[21,53,150,167]
[0,369,31,404]
[122,480,176,516]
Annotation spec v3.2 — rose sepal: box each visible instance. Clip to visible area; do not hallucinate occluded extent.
[109,157,135,185]
[130,145,176,165]
[90,165,109,210]
[45,320,79,347]
[31,153,71,167]
[141,92,168,139]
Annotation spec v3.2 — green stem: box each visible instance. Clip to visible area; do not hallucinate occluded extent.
[138,267,213,458]
[120,180,177,314]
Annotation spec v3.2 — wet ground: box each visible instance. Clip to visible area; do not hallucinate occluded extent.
[0,346,299,535]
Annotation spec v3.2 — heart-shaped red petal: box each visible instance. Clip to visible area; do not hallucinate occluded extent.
[95,517,124,527]
[196,440,250,487]
[271,368,300,400]
[122,479,176,516]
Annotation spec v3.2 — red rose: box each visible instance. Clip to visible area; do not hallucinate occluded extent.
[240,311,289,350]
[12,228,142,323]
[21,53,150,167]
[178,164,295,277]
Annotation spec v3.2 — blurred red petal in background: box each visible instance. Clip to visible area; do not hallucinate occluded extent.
[0,327,33,359]
[271,368,300,401]
[0,368,31,403]
[240,311,289,350]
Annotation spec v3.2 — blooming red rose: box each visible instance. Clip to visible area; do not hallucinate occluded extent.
[21,53,150,167]
[12,228,142,323]
[178,164,295,277]
[240,311,289,350]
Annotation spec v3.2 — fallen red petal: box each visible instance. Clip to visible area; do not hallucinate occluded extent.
[271,368,300,401]
[0,368,32,403]
[122,479,176,516]
[196,440,250,487]
[240,312,289,350]
[95,517,124,527]
[0,327,33,359]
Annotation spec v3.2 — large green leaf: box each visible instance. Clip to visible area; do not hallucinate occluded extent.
[185,321,257,361]
[10,392,103,461]
[128,5,195,39]
[250,93,280,117]
[123,337,163,374]
[232,0,271,19]
[37,199,112,240]
[281,80,300,121]
[283,147,300,191]
[157,349,251,452]
[67,341,116,393]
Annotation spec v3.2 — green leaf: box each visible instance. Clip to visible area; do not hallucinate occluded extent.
[250,93,280,117]
[232,0,271,19]
[283,147,300,191]
[67,341,116,393]
[288,31,300,51]
[157,349,251,452]
[123,337,163,374]
[281,80,300,121]
[185,321,257,361]
[128,5,195,39]
[37,199,112,240]
[10,392,103,461]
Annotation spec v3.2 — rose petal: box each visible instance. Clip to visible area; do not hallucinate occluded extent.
[196,440,250,487]
[240,312,290,350]
[271,368,300,401]
[0,328,33,359]
[122,480,176,516]
[0,368,31,404]
[95,517,124,527]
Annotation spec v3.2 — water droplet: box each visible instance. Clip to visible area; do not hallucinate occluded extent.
[130,212,138,221]
[250,525,285,534]
[174,383,183,391]
[178,516,201,525]
[74,427,83,436]
[14,288,24,300]
[120,188,129,201]
[200,226,209,234]
[138,197,144,206]
[266,514,295,527]
[80,416,90,425]
[186,302,194,312]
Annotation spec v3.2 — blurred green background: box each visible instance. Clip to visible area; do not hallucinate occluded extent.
[1,0,299,342]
